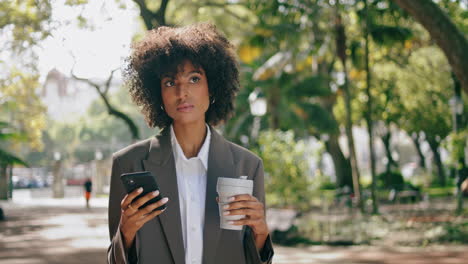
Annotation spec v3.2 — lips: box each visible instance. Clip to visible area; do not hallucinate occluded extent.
[177,103,194,112]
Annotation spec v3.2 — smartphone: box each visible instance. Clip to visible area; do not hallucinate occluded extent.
[120,171,167,211]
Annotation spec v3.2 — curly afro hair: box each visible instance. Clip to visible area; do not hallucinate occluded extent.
[124,23,240,129]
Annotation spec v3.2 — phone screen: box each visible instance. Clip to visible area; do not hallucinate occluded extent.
[120,171,167,211]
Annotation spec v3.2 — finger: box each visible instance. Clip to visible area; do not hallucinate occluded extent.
[223,201,263,211]
[123,205,138,217]
[229,194,258,203]
[133,197,169,218]
[137,206,168,225]
[228,218,262,226]
[121,187,143,210]
[223,208,262,219]
[132,190,160,210]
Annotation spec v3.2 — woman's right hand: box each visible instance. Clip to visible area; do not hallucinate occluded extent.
[119,188,169,249]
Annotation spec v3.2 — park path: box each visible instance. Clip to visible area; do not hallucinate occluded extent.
[1,189,467,264]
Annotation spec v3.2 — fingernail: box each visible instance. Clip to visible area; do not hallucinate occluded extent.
[152,190,159,196]
[223,211,230,216]
[228,221,235,225]
[137,187,143,193]
[161,197,169,203]
[229,197,235,202]
[223,205,229,209]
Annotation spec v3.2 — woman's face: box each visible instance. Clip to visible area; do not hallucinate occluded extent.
[160,60,210,127]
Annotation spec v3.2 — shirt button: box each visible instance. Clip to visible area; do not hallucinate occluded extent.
[191,226,196,232]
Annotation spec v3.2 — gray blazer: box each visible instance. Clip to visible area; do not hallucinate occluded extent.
[107,126,274,264]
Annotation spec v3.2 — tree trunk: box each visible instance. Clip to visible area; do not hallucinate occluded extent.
[325,133,353,188]
[364,0,378,214]
[133,0,170,30]
[427,137,446,186]
[382,130,398,188]
[391,0,468,95]
[411,133,426,169]
[452,72,465,215]
[268,85,281,129]
[0,165,8,200]
[335,12,363,212]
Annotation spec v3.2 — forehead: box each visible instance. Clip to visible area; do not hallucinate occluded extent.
[161,60,205,78]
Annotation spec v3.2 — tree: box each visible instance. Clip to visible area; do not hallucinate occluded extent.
[230,0,355,189]
[363,0,378,214]
[391,0,468,95]
[0,0,54,199]
[396,47,453,186]
[71,68,141,140]
[0,122,28,200]
[335,11,363,211]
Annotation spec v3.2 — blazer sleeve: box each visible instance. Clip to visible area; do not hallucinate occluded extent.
[243,159,274,264]
[107,155,139,264]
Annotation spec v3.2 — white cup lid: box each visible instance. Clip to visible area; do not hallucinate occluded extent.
[217,176,253,188]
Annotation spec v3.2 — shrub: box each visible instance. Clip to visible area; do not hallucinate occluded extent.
[255,130,313,211]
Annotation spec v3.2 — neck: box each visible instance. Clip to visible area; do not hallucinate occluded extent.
[172,121,208,158]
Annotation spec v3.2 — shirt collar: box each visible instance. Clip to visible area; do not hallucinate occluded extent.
[170,124,211,170]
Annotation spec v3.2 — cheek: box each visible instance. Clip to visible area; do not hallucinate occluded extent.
[161,89,173,105]
[201,87,210,109]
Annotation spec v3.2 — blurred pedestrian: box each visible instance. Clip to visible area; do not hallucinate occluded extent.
[84,178,92,209]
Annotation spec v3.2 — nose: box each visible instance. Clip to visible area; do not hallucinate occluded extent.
[175,82,189,99]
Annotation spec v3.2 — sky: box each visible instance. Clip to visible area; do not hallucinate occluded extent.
[32,0,140,120]
[36,0,140,82]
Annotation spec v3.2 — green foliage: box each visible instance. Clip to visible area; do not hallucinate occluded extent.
[376,170,404,190]
[425,187,455,198]
[255,130,313,211]
[0,121,28,167]
[396,46,453,140]
[425,222,468,244]
[0,0,52,54]
[0,68,47,150]
[370,25,413,45]
[444,130,468,170]
[0,1,51,154]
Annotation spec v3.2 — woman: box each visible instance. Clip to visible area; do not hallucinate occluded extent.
[107,23,274,264]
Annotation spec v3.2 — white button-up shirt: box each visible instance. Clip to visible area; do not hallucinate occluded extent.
[170,124,211,264]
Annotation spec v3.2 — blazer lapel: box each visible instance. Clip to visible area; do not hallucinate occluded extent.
[142,128,185,264]
[202,127,237,264]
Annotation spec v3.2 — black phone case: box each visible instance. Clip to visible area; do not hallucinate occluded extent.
[120,171,167,211]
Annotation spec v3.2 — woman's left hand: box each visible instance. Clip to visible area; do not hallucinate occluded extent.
[219,194,269,250]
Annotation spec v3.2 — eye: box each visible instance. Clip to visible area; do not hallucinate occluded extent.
[189,76,201,83]
[164,80,175,87]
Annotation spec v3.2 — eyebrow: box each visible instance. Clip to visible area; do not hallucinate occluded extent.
[182,70,203,77]
[161,70,203,79]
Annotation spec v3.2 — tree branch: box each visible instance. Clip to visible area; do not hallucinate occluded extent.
[391,0,468,95]
[132,0,158,30]
[70,69,140,140]
[155,0,170,27]
[104,68,119,95]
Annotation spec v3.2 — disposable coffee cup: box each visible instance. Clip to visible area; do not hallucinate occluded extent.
[217,176,253,230]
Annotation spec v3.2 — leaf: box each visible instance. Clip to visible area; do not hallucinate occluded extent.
[299,103,338,133]
[370,25,413,45]
[0,132,28,142]
[290,75,332,98]
[0,149,28,167]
